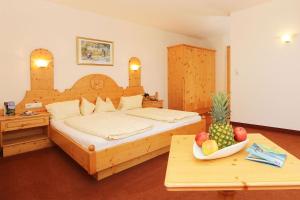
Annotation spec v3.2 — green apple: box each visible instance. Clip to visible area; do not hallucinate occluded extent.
[202,140,218,156]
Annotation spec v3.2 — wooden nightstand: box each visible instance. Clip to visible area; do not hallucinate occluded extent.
[0,112,52,157]
[142,100,163,108]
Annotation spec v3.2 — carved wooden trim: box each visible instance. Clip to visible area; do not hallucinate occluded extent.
[14,74,143,114]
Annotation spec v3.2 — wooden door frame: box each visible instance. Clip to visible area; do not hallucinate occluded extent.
[226,46,231,95]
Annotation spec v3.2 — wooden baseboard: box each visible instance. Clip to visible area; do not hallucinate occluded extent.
[231,122,300,134]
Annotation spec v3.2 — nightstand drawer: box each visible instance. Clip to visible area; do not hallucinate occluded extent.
[143,100,163,108]
[1,116,49,132]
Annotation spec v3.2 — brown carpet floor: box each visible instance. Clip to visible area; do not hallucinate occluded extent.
[0,127,300,200]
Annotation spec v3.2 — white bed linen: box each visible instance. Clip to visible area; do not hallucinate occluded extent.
[51,111,201,151]
[125,108,198,122]
[64,112,153,140]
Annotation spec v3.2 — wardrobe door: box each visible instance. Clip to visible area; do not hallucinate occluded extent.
[184,47,215,112]
[200,50,215,110]
[168,44,215,112]
[183,46,199,111]
[195,48,207,111]
[168,46,185,110]
[207,51,216,107]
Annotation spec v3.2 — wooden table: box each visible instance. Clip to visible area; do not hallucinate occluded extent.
[165,134,300,199]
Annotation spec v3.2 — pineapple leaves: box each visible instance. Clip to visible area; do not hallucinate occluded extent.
[210,92,230,124]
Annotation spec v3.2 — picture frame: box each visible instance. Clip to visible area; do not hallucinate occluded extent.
[76,37,114,66]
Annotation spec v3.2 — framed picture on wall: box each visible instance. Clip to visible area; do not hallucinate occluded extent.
[76,37,114,66]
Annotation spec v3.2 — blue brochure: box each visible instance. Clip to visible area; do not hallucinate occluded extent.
[246,143,287,167]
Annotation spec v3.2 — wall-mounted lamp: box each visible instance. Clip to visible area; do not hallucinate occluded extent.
[281,34,292,43]
[129,57,141,71]
[128,57,141,87]
[30,48,54,90]
[35,59,49,68]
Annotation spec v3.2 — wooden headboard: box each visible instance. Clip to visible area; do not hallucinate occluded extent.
[13,74,143,114]
[0,49,143,115]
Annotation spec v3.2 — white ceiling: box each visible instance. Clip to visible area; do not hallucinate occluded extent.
[48,0,270,38]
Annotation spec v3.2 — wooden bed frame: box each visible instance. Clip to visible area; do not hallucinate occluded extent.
[50,120,204,180]
[43,74,206,180]
[2,48,206,180]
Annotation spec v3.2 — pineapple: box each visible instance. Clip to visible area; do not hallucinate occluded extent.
[209,92,235,149]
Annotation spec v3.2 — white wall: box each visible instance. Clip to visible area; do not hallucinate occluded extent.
[230,0,300,130]
[206,35,230,92]
[0,0,208,108]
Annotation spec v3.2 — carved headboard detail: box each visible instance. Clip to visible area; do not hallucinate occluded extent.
[0,49,143,115]
[14,74,144,114]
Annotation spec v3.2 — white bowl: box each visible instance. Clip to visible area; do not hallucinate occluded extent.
[193,139,249,160]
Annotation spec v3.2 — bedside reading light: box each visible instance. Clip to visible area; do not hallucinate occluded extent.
[129,57,141,71]
[35,59,49,68]
[281,34,292,43]
[30,48,54,90]
[130,64,140,71]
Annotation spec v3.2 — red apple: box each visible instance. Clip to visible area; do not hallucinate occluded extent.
[234,127,247,142]
[195,132,209,147]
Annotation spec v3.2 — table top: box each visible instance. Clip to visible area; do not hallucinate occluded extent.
[165,134,300,191]
[0,112,50,122]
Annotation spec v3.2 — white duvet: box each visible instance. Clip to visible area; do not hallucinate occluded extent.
[125,108,199,123]
[64,112,153,140]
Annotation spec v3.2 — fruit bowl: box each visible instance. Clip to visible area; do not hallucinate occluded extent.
[193,139,249,160]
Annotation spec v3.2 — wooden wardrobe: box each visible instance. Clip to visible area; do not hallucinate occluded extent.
[168,44,215,113]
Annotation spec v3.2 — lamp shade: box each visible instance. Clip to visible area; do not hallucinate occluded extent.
[35,59,49,68]
[129,57,141,71]
[281,34,292,43]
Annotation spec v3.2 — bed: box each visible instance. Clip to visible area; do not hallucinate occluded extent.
[51,112,201,151]
[15,74,206,180]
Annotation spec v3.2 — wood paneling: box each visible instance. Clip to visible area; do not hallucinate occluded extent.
[128,57,142,87]
[129,69,141,87]
[128,66,141,87]
[30,49,54,90]
[168,45,184,110]
[168,44,215,112]
[8,74,144,114]
[0,49,143,115]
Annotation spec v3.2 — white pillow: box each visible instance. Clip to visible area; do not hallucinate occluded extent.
[46,100,80,120]
[118,95,143,111]
[80,97,95,116]
[95,97,116,112]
